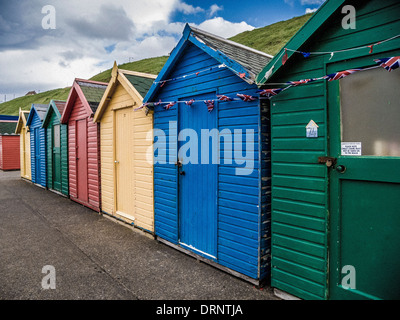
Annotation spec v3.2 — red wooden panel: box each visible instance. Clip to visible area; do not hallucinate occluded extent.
[76,119,88,203]
[0,136,20,170]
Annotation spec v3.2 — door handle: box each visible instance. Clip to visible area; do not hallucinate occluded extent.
[318,156,337,168]
[179,171,185,176]
[336,165,346,173]
[115,160,119,164]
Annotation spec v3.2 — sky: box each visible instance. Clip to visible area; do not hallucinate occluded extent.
[0,0,325,102]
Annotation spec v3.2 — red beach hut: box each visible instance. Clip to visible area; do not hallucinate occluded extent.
[0,134,20,171]
[61,79,107,211]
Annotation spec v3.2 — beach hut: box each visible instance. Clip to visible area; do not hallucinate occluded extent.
[142,24,273,285]
[61,79,107,211]
[0,115,19,171]
[256,0,400,300]
[42,100,68,196]
[26,104,49,187]
[0,134,20,171]
[15,110,31,179]
[93,63,156,232]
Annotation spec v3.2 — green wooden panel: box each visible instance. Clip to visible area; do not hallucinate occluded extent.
[272,199,326,219]
[273,246,326,271]
[273,124,326,139]
[273,257,326,284]
[272,110,325,126]
[272,234,326,258]
[273,163,326,177]
[274,210,325,232]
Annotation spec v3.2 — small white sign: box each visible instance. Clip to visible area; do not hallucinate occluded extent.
[306,120,319,138]
[341,142,362,156]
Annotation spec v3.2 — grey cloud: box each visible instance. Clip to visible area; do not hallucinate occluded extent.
[66,4,135,41]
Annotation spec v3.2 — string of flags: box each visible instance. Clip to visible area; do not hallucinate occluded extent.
[281,34,400,65]
[136,55,399,113]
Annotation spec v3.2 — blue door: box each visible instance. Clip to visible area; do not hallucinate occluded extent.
[34,128,41,183]
[178,92,217,259]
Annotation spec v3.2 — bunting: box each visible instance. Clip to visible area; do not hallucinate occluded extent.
[137,56,398,114]
[374,56,400,72]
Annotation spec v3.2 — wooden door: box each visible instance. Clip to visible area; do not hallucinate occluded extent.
[178,93,218,259]
[76,119,88,203]
[328,59,400,300]
[115,108,134,220]
[34,128,41,183]
[52,124,61,191]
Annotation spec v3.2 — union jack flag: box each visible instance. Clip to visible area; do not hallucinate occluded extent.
[217,95,233,102]
[134,102,148,111]
[236,93,257,102]
[286,79,315,86]
[374,56,400,72]
[154,99,162,106]
[323,69,361,81]
[164,101,176,110]
[185,99,195,106]
[257,88,283,98]
[204,100,215,112]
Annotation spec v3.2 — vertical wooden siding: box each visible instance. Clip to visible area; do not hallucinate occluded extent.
[67,96,100,210]
[268,0,400,300]
[153,43,269,280]
[20,127,31,179]
[30,112,47,187]
[45,111,68,195]
[100,82,154,232]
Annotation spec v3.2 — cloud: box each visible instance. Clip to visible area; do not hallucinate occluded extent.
[0,0,254,98]
[66,4,135,41]
[196,17,255,39]
[301,0,325,5]
[209,4,223,17]
[305,8,318,14]
[175,2,204,14]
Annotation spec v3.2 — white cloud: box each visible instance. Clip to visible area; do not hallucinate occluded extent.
[209,4,223,17]
[0,0,255,98]
[175,2,204,14]
[301,0,325,5]
[196,17,255,39]
[305,8,318,14]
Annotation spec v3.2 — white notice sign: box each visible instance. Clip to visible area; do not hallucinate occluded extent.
[306,120,319,138]
[341,142,362,156]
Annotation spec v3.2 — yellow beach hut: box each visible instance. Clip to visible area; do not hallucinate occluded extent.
[94,62,157,233]
[15,109,31,180]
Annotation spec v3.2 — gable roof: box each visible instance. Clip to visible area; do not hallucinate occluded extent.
[42,100,66,128]
[26,103,50,127]
[61,78,108,123]
[15,110,30,134]
[0,122,18,135]
[143,23,273,103]
[256,0,345,85]
[93,62,156,122]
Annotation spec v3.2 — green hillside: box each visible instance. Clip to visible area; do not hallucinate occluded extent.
[0,13,312,116]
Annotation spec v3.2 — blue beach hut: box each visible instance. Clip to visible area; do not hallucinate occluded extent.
[26,103,49,188]
[143,24,273,285]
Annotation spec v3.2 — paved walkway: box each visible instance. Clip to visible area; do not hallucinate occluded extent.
[0,171,278,300]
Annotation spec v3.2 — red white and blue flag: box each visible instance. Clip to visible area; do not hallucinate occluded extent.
[217,95,233,102]
[324,69,361,81]
[286,78,315,86]
[204,100,215,112]
[135,102,148,111]
[165,101,176,110]
[374,56,400,72]
[257,88,283,98]
[154,99,162,106]
[236,93,257,102]
[185,99,195,106]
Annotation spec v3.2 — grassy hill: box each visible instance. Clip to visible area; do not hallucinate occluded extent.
[0,13,312,116]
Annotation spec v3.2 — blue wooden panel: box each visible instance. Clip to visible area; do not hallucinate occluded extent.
[29,111,47,187]
[152,42,270,281]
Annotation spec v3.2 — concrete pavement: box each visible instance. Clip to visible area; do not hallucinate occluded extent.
[0,170,278,301]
